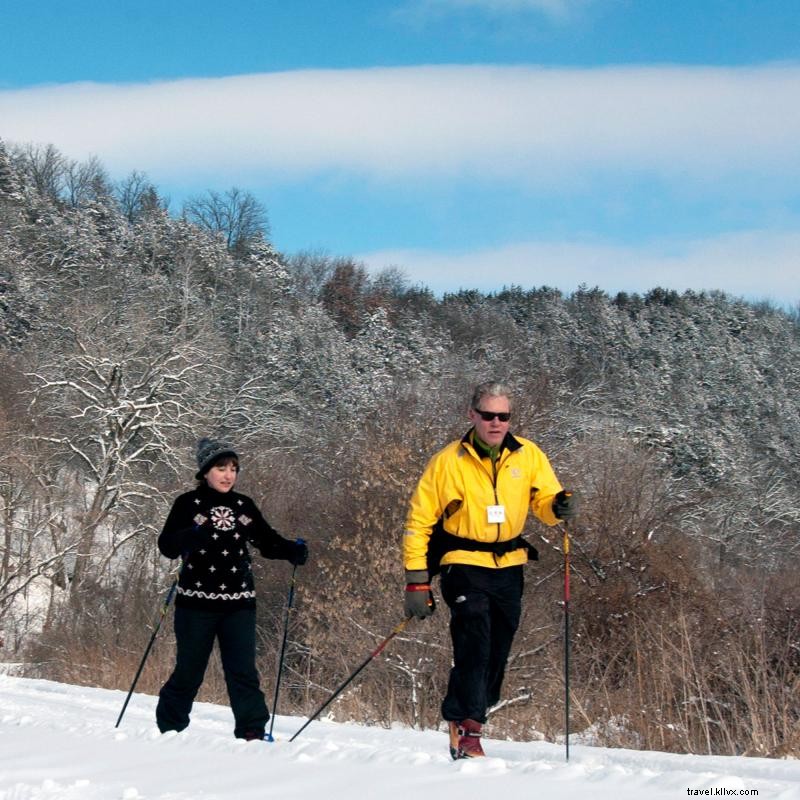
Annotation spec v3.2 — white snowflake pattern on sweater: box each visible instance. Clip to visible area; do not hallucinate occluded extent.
[210,506,236,531]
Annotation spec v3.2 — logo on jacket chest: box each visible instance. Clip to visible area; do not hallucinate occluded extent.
[210,506,237,531]
[204,504,252,534]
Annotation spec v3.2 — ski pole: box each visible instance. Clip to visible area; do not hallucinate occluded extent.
[563,518,571,762]
[266,539,304,742]
[289,618,410,742]
[115,563,183,728]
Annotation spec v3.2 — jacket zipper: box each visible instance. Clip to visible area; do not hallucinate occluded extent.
[467,442,503,544]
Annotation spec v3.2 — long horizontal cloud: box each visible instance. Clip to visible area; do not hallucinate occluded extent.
[2,64,799,183]
[407,0,585,18]
[359,230,800,301]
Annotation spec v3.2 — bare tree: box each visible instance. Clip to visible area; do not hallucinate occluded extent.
[24,304,213,596]
[63,156,112,208]
[115,170,165,223]
[10,143,66,200]
[285,250,338,303]
[0,461,77,649]
[182,187,269,254]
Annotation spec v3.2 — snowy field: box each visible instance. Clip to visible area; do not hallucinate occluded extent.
[1,675,799,800]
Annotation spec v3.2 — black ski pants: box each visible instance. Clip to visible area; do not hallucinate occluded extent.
[156,605,269,738]
[440,563,523,724]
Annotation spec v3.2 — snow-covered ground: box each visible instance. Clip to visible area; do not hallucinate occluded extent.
[1,675,799,800]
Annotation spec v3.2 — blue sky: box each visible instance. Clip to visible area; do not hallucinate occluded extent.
[2,0,799,303]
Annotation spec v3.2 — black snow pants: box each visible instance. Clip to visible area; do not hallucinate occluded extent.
[156,605,269,738]
[440,563,523,724]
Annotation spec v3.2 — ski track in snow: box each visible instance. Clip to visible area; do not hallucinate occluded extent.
[1,675,799,800]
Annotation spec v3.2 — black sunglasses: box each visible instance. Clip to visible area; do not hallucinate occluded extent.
[474,408,511,422]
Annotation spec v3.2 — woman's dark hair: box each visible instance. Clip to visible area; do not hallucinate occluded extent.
[198,455,240,484]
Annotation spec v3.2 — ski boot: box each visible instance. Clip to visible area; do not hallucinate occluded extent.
[448,719,485,759]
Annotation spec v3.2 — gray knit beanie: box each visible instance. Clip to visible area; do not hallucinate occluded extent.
[195,437,239,480]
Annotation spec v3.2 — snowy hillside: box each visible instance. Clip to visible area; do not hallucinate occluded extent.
[1,676,799,800]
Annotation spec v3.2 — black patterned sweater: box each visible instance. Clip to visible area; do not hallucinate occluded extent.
[158,484,294,610]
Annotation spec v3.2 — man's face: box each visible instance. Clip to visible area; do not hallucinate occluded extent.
[468,394,511,448]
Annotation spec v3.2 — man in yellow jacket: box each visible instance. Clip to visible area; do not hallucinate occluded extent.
[403,381,578,759]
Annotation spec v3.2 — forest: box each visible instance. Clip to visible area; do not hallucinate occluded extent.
[1,137,799,757]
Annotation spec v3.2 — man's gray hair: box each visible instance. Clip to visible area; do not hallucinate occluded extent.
[470,381,513,411]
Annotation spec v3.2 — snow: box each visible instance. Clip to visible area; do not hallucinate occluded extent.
[2,675,799,800]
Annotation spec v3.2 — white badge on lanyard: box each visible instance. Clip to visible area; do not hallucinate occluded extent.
[487,504,506,524]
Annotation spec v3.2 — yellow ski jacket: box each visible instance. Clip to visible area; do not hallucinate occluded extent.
[404,430,563,572]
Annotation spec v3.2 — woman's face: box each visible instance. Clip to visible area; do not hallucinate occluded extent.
[205,459,239,493]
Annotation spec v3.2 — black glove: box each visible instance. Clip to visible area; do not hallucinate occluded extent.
[286,538,308,566]
[552,490,579,521]
[524,540,539,561]
[404,570,435,619]
[176,525,213,555]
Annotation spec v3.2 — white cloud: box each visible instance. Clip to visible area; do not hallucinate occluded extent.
[359,230,800,302]
[1,64,799,185]
[411,0,588,18]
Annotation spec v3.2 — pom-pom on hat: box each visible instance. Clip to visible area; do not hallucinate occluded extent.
[195,437,239,480]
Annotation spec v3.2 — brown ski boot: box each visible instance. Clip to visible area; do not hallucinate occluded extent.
[448,719,485,759]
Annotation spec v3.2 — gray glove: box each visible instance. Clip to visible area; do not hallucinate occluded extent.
[404,569,435,619]
[552,490,579,521]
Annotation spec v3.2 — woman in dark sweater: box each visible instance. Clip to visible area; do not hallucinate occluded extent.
[155,437,308,740]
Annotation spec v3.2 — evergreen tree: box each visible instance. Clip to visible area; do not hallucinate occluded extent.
[0,139,23,202]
